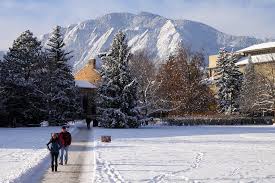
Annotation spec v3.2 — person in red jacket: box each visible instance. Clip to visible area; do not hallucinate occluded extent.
[59,126,71,165]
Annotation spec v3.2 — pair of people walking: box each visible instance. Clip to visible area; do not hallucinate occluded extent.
[46,126,72,172]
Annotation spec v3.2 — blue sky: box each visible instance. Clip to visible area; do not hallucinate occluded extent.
[0,0,275,49]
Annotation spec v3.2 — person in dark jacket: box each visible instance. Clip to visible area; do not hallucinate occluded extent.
[59,126,71,165]
[46,133,61,172]
[86,117,92,129]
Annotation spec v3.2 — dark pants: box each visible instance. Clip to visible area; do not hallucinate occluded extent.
[86,122,91,129]
[51,152,59,169]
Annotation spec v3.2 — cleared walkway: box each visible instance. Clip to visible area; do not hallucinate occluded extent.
[41,125,94,183]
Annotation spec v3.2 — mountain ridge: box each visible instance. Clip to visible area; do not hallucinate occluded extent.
[40,12,270,70]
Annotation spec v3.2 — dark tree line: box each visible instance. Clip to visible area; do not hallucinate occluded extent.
[0,26,81,127]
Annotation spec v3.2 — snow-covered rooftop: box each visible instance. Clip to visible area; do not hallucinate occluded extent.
[236,53,275,66]
[237,42,275,53]
[75,80,97,89]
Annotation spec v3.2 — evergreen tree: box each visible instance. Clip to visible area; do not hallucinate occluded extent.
[239,56,258,115]
[0,60,9,126]
[0,30,45,126]
[98,31,140,128]
[45,26,81,123]
[215,48,242,114]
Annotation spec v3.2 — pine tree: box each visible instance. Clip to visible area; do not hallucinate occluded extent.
[45,26,81,123]
[0,60,9,126]
[98,31,140,128]
[215,48,243,114]
[0,30,46,126]
[239,56,257,115]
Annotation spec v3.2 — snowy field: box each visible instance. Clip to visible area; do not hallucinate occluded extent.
[93,125,275,183]
[1,124,275,183]
[0,122,79,183]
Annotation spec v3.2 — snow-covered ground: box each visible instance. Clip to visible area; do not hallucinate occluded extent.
[93,125,275,183]
[2,124,275,183]
[0,122,79,183]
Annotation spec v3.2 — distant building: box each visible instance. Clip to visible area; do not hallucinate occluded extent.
[75,80,97,117]
[208,54,219,78]
[74,59,101,118]
[208,42,275,91]
[74,58,101,85]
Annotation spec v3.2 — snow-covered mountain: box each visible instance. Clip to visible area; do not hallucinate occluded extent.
[41,12,266,71]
